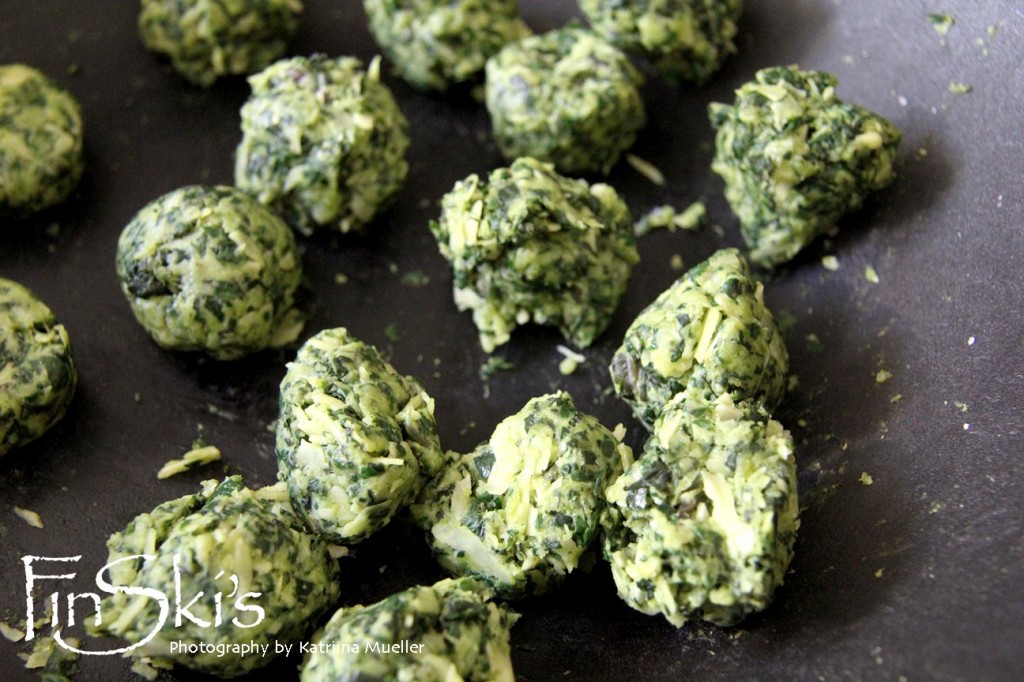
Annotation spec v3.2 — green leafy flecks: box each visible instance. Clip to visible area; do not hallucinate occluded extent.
[0,65,83,216]
[709,66,902,267]
[363,0,529,91]
[580,0,743,84]
[485,26,646,174]
[431,157,638,352]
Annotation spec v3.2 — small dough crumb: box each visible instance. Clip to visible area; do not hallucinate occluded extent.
[13,506,44,529]
[157,445,222,480]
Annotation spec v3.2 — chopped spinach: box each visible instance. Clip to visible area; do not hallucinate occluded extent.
[431,157,639,352]
[709,65,902,267]
[0,279,77,456]
[115,185,304,360]
[485,25,646,174]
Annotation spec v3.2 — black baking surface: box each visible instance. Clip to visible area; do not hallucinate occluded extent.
[1,1,1022,680]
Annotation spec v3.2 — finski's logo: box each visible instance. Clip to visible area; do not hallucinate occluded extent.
[22,555,265,656]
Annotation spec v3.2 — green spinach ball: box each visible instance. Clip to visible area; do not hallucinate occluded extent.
[602,393,799,627]
[235,54,410,234]
[710,65,902,267]
[276,327,444,544]
[610,248,788,428]
[579,0,743,84]
[411,392,631,597]
[430,156,639,352]
[0,278,77,456]
[301,578,517,682]
[89,477,340,677]
[485,26,646,174]
[363,0,530,91]
[0,64,84,217]
[116,185,305,360]
[139,0,303,87]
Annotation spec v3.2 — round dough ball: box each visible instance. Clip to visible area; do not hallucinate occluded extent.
[139,0,303,87]
[0,64,84,217]
[485,26,646,175]
[235,54,410,235]
[90,477,341,677]
[277,327,444,544]
[709,66,902,267]
[115,185,305,360]
[411,392,629,597]
[602,394,799,627]
[302,578,516,682]
[430,157,639,352]
[610,248,789,427]
[363,0,530,91]
[0,278,77,456]
[579,0,743,84]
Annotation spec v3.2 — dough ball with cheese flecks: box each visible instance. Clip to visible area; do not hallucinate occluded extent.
[430,157,638,353]
[709,65,902,267]
[363,0,530,92]
[602,393,799,627]
[411,391,631,597]
[485,26,646,174]
[610,248,788,428]
[88,477,341,677]
[139,0,303,87]
[579,0,743,84]
[235,54,409,234]
[115,185,305,360]
[276,327,444,544]
[0,278,77,456]
[302,578,517,682]
[0,64,84,217]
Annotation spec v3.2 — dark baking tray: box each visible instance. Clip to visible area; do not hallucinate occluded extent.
[2,1,1022,680]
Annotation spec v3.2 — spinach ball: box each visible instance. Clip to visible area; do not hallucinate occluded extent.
[0,65,83,217]
[411,392,631,597]
[139,0,303,86]
[485,26,646,174]
[89,477,340,677]
[610,248,788,428]
[602,394,799,627]
[235,54,410,234]
[0,278,76,456]
[579,0,743,84]
[430,157,638,352]
[277,327,444,544]
[302,578,517,682]
[710,66,902,267]
[116,185,304,360]
[363,0,530,91]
